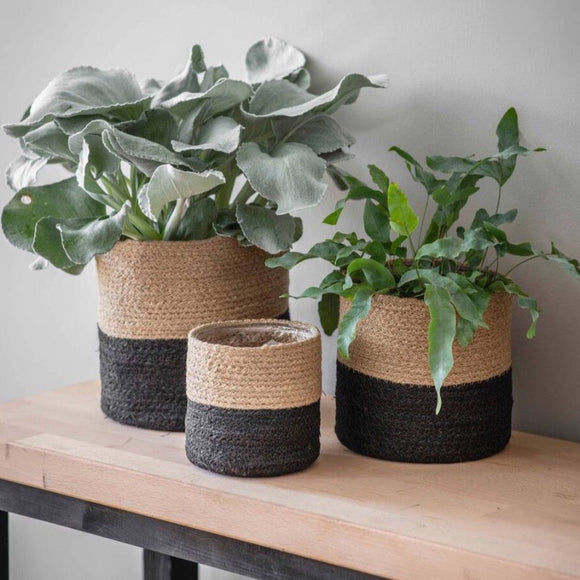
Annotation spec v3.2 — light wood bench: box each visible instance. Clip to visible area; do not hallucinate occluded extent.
[0,382,578,579]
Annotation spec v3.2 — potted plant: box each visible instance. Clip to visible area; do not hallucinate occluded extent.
[268,108,580,462]
[2,37,387,430]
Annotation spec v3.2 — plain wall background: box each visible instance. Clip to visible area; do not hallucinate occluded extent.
[1,1,579,578]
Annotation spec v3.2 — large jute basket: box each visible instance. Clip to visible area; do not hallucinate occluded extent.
[96,237,289,431]
[185,319,322,477]
[336,293,513,463]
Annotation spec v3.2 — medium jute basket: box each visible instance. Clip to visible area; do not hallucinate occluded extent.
[96,237,289,431]
[185,319,322,477]
[336,293,513,463]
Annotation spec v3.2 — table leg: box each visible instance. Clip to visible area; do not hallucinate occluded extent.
[143,549,198,580]
[0,511,7,580]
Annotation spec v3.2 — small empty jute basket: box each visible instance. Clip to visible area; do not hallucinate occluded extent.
[96,237,289,431]
[185,319,322,477]
[336,293,513,463]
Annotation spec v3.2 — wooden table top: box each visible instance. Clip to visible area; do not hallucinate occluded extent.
[0,382,578,580]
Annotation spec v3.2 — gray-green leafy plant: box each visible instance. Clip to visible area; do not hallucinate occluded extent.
[2,38,387,274]
[267,108,580,412]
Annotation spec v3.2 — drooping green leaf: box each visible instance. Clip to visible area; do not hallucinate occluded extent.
[138,165,224,219]
[416,231,494,260]
[175,197,217,241]
[387,182,418,238]
[32,216,87,273]
[22,122,75,162]
[172,116,241,154]
[363,199,390,243]
[2,177,105,252]
[546,243,580,280]
[389,146,443,194]
[58,204,128,264]
[367,164,390,192]
[236,142,327,214]
[424,285,456,414]
[318,292,340,336]
[245,73,388,119]
[489,279,536,338]
[245,37,306,84]
[337,287,374,359]
[235,203,297,253]
[6,154,47,191]
[4,67,150,137]
[273,114,355,154]
[347,258,395,290]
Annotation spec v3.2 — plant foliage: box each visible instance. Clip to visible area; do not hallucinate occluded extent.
[2,38,388,273]
[268,108,579,412]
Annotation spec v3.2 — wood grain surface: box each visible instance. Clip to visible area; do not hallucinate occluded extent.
[0,382,578,580]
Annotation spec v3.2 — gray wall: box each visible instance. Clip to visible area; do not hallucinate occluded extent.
[1,1,579,578]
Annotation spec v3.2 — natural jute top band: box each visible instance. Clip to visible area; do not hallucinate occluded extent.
[96,237,289,340]
[187,319,322,410]
[339,293,512,386]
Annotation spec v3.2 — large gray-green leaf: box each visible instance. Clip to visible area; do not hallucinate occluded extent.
[318,293,340,336]
[245,38,306,84]
[424,284,456,414]
[2,177,105,252]
[22,122,75,161]
[245,73,388,119]
[236,142,326,214]
[273,114,355,154]
[235,204,297,253]
[58,204,128,264]
[4,67,149,137]
[287,68,311,89]
[151,45,205,107]
[67,119,112,155]
[76,135,121,199]
[200,65,229,92]
[102,127,201,176]
[138,165,224,219]
[162,78,253,118]
[337,287,374,359]
[6,154,47,191]
[172,116,241,154]
[175,197,217,240]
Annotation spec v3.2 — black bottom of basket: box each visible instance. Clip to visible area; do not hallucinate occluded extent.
[98,310,290,432]
[185,399,320,477]
[335,362,512,463]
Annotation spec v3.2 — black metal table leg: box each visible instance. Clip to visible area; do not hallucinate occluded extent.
[0,511,7,580]
[143,549,198,580]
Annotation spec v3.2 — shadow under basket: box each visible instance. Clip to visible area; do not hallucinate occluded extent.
[96,238,289,432]
[335,293,514,463]
[185,319,322,477]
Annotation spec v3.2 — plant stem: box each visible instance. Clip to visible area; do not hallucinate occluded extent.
[235,180,256,205]
[417,192,429,246]
[503,254,542,278]
[162,199,186,241]
[495,184,503,214]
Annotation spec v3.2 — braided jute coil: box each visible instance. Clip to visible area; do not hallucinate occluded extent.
[96,237,288,340]
[185,319,322,477]
[96,238,289,431]
[336,293,514,463]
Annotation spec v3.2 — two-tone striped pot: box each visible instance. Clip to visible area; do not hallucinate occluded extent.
[185,320,322,477]
[336,293,513,463]
[96,237,289,431]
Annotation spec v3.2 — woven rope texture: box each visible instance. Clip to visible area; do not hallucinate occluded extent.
[339,293,512,385]
[99,311,289,431]
[336,362,512,463]
[185,400,320,477]
[97,237,289,340]
[187,320,322,410]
